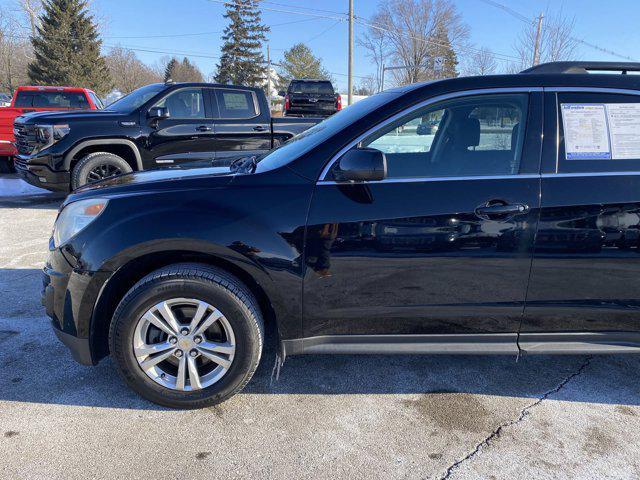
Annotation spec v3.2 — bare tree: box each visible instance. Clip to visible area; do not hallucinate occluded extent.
[0,10,31,93]
[18,0,43,37]
[464,47,497,76]
[359,0,469,87]
[357,25,388,92]
[512,11,579,70]
[105,46,162,94]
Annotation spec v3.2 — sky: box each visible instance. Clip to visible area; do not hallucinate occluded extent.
[2,0,640,91]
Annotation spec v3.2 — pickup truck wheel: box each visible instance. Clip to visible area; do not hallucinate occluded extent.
[0,157,14,173]
[109,263,264,409]
[71,152,132,190]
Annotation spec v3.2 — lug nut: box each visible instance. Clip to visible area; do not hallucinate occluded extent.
[180,328,190,336]
[174,350,183,358]
[194,336,202,344]
[169,337,177,345]
[190,349,198,358]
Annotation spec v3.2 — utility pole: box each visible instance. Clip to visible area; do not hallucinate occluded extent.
[532,13,544,67]
[266,44,272,104]
[348,0,354,105]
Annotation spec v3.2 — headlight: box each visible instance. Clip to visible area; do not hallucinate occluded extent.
[34,124,70,152]
[53,198,108,247]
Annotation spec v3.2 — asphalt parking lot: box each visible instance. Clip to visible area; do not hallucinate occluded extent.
[1,174,640,479]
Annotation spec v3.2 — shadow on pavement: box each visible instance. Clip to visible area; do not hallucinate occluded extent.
[1,267,640,411]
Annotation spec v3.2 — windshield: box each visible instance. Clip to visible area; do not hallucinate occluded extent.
[289,81,334,95]
[106,84,165,112]
[255,92,399,174]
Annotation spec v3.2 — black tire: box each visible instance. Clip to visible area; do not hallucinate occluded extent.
[70,152,132,190]
[109,263,264,409]
[0,157,14,173]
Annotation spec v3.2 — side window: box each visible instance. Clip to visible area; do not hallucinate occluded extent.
[154,88,206,119]
[89,92,104,109]
[215,89,257,119]
[557,92,640,173]
[361,94,528,179]
[14,92,34,107]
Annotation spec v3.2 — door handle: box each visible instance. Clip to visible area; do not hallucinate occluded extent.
[253,125,267,132]
[475,201,529,219]
[196,125,212,132]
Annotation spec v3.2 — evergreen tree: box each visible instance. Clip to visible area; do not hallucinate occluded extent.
[214,0,269,86]
[428,25,459,80]
[164,57,204,83]
[164,58,178,82]
[28,0,111,94]
[276,43,332,90]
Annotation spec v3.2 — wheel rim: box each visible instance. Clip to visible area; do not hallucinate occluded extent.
[86,164,122,183]
[133,298,236,391]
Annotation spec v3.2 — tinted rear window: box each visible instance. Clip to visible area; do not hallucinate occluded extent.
[289,81,334,95]
[14,91,89,108]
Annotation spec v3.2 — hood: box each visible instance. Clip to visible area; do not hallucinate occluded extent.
[68,166,236,202]
[15,109,126,124]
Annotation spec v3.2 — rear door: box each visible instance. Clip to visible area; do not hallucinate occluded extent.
[521,89,640,347]
[303,90,543,345]
[145,87,216,167]
[211,88,271,165]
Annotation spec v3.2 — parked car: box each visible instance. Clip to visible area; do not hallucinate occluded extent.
[14,82,320,191]
[0,93,11,107]
[43,61,640,408]
[0,86,102,173]
[280,79,341,117]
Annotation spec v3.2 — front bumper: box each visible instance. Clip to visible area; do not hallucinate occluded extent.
[15,157,70,192]
[42,247,111,366]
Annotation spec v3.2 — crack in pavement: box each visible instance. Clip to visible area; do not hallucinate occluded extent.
[439,356,594,480]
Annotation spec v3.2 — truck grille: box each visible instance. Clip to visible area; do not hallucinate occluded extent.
[13,124,38,155]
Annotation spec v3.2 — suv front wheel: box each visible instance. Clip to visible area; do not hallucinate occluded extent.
[71,152,133,190]
[109,264,264,408]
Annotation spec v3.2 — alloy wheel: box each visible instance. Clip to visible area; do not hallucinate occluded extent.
[87,164,123,183]
[133,298,236,391]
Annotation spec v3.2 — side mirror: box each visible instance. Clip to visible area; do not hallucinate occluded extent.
[147,106,170,120]
[278,90,286,97]
[333,147,387,182]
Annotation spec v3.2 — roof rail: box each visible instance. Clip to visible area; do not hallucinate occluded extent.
[521,61,640,75]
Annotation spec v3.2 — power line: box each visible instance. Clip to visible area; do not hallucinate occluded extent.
[353,16,521,62]
[206,0,345,22]
[475,0,637,61]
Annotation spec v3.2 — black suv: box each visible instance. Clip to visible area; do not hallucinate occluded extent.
[280,79,341,117]
[44,62,640,408]
[14,82,319,192]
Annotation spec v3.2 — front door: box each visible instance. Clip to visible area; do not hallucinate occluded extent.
[303,91,543,345]
[521,90,640,345]
[145,87,216,168]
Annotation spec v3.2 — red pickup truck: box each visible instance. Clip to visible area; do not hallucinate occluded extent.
[0,86,103,172]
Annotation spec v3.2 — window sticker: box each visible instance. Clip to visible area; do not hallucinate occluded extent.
[561,104,611,160]
[605,104,640,159]
[561,103,640,160]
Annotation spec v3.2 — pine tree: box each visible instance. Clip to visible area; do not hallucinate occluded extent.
[164,57,204,83]
[214,0,269,86]
[28,0,111,95]
[276,43,332,90]
[164,58,179,82]
[428,25,459,80]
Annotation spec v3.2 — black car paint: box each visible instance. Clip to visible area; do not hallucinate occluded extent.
[41,71,640,366]
[14,83,319,192]
[284,80,340,117]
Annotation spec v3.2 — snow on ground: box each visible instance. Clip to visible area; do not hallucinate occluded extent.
[0,174,53,198]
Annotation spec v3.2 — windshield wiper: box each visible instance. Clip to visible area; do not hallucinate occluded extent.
[230,155,257,174]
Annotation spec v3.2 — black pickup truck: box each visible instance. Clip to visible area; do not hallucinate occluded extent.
[280,79,341,118]
[14,82,320,191]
